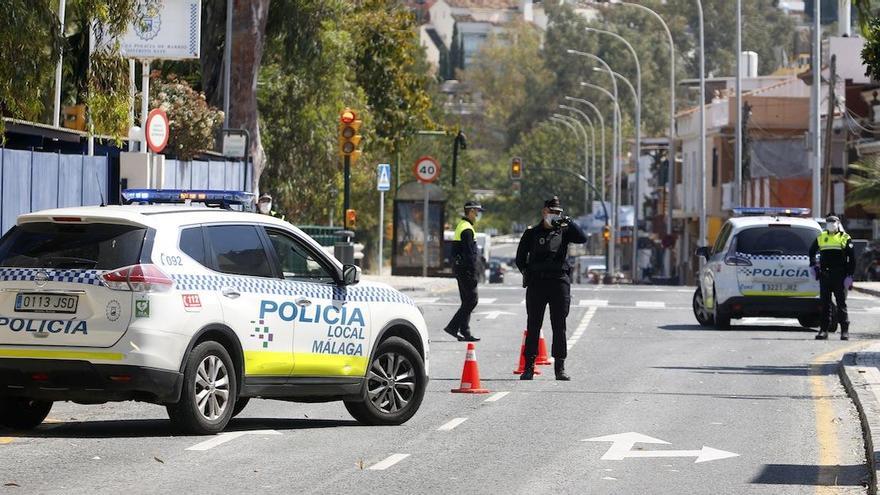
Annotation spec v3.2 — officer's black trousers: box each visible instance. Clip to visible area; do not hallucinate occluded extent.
[820,272,848,330]
[525,278,571,360]
[446,273,478,335]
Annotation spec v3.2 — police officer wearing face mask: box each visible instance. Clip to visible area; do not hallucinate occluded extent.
[515,196,587,380]
[444,201,484,342]
[257,193,285,220]
[809,215,855,340]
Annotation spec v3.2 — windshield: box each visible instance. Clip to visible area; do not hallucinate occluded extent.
[733,226,817,256]
[0,222,147,270]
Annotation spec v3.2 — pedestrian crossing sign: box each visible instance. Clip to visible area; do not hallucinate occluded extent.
[377,163,391,191]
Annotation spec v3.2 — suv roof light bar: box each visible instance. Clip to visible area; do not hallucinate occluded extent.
[731,207,811,218]
[122,189,256,211]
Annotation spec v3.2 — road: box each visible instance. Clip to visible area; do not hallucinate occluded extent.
[2,273,879,494]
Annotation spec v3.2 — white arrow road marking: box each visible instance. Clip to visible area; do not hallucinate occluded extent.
[437,417,468,431]
[484,391,510,402]
[369,453,410,470]
[582,432,739,463]
[481,298,497,304]
[578,299,608,307]
[635,301,665,308]
[186,429,282,451]
[412,297,438,304]
[474,310,515,320]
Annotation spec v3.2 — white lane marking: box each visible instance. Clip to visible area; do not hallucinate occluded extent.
[186,430,281,451]
[740,317,799,326]
[519,299,526,305]
[635,301,665,309]
[437,417,468,431]
[484,391,510,402]
[481,298,497,304]
[568,306,597,351]
[474,310,514,320]
[412,297,438,304]
[369,453,410,470]
[578,299,608,307]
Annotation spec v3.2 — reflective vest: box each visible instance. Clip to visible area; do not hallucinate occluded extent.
[453,218,474,241]
[817,231,850,252]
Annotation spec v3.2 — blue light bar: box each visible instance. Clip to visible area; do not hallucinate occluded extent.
[122,189,256,210]
[731,207,811,218]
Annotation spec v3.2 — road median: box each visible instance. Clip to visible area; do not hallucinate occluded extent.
[839,345,880,494]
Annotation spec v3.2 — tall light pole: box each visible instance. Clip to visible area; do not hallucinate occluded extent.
[811,0,822,216]
[565,96,606,203]
[580,78,622,276]
[53,0,67,128]
[735,0,743,207]
[585,27,642,281]
[559,105,597,211]
[553,113,592,216]
[697,0,707,252]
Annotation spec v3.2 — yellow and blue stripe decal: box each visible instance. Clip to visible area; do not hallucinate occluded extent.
[741,290,819,297]
[243,351,367,377]
[0,349,124,361]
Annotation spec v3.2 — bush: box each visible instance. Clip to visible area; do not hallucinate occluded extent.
[149,74,224,160]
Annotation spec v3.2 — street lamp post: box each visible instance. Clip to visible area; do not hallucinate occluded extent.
[735,0,743,207]
[565,96,606,203]
[559,104,597,212]
[811,0,821,216]
[580,79,622,278]
[697,0,707,252]
[585,27,642,282]
[552,113,592,216]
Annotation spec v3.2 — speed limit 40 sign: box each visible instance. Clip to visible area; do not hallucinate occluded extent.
[413,156,441,184]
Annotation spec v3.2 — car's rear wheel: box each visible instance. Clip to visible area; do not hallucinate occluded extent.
[713,288,731,330]
[344,337,426,426]
[0,398,52,430]
[693,287,713,326]
[167,341,237,435]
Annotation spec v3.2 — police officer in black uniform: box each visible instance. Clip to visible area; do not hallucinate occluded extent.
[444,201,484,342]
[809,214,855,340]
[515,196,588,380]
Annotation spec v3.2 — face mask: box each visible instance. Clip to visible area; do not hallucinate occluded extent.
[258,202,271,214]
[544,213,560,225]
[827,221,839,234]
[475,212,483,222]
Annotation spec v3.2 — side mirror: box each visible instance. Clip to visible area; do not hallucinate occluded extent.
[342,264,361,285]
[694,246,710,261]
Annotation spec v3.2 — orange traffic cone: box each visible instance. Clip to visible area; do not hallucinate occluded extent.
[452,343,490,394]
[535,330,553,366]
[513,330,542,375]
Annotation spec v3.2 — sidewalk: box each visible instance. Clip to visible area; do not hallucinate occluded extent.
[839,344,880,494]
[855,282,880,298]
[362,274,457,294]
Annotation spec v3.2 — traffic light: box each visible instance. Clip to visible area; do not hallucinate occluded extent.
[510,157,523,180]
[339,108,363,164]
[346,208,357,229]
[602,225,611,242]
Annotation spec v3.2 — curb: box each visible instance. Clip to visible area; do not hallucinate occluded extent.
[853,285,880,298]
[839,352,880,495]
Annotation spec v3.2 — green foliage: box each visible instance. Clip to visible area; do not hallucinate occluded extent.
[86,0,137,137]
[863,17,880,82]
[847,159,880,212]
[150,74,224,160]
[0,0,63,136]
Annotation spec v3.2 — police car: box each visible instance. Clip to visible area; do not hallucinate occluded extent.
[693,207,823,329]
[0,190,429,434]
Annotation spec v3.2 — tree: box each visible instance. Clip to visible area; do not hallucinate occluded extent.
[150,73,224,160]
[847,159,880,212]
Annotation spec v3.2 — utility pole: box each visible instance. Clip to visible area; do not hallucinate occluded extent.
[823,55,837,215]
[811,0,822,217]
[742,101,752,195]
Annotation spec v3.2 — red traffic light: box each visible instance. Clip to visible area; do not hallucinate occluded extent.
[346,208,357,228]
[340,108,357,124]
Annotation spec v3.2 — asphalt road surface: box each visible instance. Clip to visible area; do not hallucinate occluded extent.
[3,273,879,494]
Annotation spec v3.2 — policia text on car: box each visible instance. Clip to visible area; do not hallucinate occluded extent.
[515,197,587,380]
[809,215,855,341]
[444,201,484,342]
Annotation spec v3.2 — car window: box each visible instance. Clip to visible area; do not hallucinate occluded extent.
[265,229,335,283]
[0,222,145,270]
[711,223,732,255]
[734,226,818,256]
[206,225,274,278]
[179,227,206,265]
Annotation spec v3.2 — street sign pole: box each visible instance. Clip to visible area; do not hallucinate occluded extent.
[343,154,351,227]
[378,190,384,276]
[423,186,429,278]
[412,156,440,278]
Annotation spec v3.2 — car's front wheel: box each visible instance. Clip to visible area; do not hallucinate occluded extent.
[344,337,426,426]
[693,287,713,326]
[0,398,52,430]
[167,341,237,435]
[713,288,731,330]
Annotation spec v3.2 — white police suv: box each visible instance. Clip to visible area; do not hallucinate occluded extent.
[0,190,429,434]
[693,207,823,330]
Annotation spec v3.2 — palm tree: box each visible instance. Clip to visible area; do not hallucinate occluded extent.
[856,0,876,34]
[846,160,880,212]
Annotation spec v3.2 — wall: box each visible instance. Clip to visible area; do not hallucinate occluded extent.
[161,158,250,191]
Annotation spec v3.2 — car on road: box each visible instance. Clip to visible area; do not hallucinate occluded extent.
[692,207,823,330]
[0,190,429,434]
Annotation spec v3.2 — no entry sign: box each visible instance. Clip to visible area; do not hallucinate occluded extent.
[145,108,170,153]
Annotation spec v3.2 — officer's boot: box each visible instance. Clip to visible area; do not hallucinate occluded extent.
[520,357,536,380]
[840,322,849,341]
[554,359,571,381]
[815,328,828,340]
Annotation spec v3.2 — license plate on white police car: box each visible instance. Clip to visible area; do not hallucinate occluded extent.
[762,284,797,292]
[14,293,78,314]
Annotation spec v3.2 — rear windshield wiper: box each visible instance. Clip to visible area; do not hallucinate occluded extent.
[44,256,98,269]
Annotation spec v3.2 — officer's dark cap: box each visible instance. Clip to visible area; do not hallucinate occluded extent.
[464,200,483,212]
[544,196,563,213]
